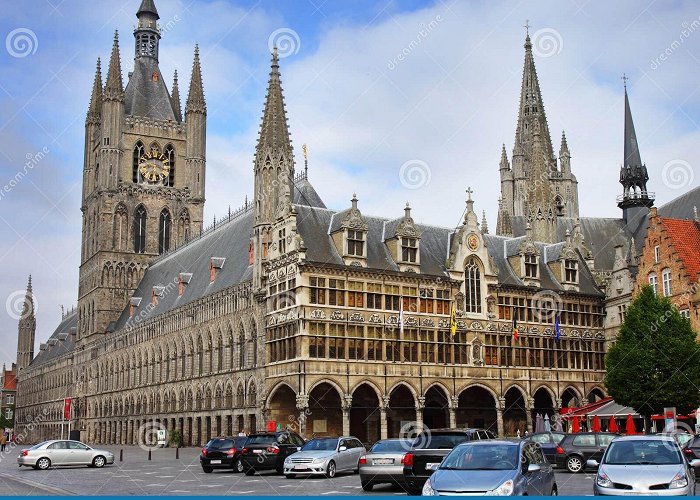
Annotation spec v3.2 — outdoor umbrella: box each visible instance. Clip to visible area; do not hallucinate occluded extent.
[571,415,580,433]
[544,414,551,432]
[535,413,544,433]
[592,414,601,432]
[625,414,636,434]
[608,415,619,433]
[554,414,564,432]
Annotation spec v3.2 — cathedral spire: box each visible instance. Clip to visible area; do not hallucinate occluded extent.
[514,31,554,162]
[623,84,642,170]
[171,69,182,122]
[499,143,510,171]
[104,31,124,100]
[16,274,36,374]
[256,47,293,152]
[86,58,102,123]
[186,45,206,114]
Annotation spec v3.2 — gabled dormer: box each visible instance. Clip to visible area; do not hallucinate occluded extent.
[386,203,421,273]
[553,230,579,291]
[510,223,541,287]
[331,194,368,267]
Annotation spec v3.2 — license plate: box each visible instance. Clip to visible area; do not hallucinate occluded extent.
[426,462,440,471]
[252,449,263,454]
[294,465,308,470]
[373,458,393,465]
[210,460,221,464]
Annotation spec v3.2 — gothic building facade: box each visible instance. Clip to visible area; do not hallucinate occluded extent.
[24,1,695,446]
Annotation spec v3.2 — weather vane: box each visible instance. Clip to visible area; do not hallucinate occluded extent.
[621,73,628,90]
[523,19,531,36]
[302,143,308,160]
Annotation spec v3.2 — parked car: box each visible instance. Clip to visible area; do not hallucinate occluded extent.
[402,428,496,495]
[17,440,114,470]
[422,440,557,496]
[589,435,699,495]
[283,436,364,478]
[239,430,305,475]
[555,432,618,473]
[682,435,700,478]
[200,436,248,473]
[523,431,567,466]
[358,438,412,490]
[656,431,694,448]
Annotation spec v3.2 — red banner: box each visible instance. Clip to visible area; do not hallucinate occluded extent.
[63,397,72,421]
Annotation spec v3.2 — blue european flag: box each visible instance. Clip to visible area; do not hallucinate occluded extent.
[554,311,561,343]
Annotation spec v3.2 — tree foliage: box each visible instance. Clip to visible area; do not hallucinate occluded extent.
[0,415,13,430]
[605,286,700,417]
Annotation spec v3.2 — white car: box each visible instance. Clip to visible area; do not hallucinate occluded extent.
[283,436,365,478]
[18,440,114,470]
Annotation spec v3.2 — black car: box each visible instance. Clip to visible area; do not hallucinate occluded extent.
[523,431,567,466]
[200,436,249,473]
[682,434,700,477]
[555,432,618,473]
[240,431,305,475]
[402,428,496,495]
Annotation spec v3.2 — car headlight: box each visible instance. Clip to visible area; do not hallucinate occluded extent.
[488,479,514,496]
[312,458,325,464]
[284,457,291,464]
[596,471,613,488]
[669,472,688,489]
[422,478,438,496]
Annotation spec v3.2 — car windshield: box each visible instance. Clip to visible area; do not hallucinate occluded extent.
[370,440,411,453]
[206,439,235,450]
[247,435,277,445]
[441,444,519,471]
[302,438,338,451]
[413,433,469,450]
[604,440,683,465]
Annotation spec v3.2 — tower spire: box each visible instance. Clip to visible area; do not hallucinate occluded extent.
[186,45,206,114]
[171,69,182,122]
[87,58,102,123]
[104,31,124,100]
[16,274,36,374]
[256,47,292,152]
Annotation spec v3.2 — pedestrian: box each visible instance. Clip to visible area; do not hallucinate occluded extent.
[0,434,7,452]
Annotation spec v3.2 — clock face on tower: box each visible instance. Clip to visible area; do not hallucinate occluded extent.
[139,149,170,184]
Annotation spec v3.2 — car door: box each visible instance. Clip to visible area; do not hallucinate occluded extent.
[523,443,543,495]
[350,439,364,468]
[46,441,69,465]
[571,434,597,462]
[534,444,553,494]
[594,434,615,462]
[67,441,93,465]
[334,439,348,471]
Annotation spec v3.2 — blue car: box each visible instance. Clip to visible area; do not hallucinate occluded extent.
[422,440,557,496]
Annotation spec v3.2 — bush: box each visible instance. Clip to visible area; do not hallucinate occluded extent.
[169,429,183,447]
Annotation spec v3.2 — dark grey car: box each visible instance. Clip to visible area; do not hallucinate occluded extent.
[422,440,557,496]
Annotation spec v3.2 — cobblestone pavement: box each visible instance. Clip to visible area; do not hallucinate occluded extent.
[0,445,663,496]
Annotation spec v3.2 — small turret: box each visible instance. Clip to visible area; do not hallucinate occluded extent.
[171,70,182,122]
[559,130,571,174]
[104,31,124,101]
[185,45,206,200]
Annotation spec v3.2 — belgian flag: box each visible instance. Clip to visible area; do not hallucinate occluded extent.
[512,306,519,341]
[450,304,457,336]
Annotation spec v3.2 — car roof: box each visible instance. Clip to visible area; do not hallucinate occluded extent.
[422,428,485,433]
[611,435,677,442]
[456,439,519,447]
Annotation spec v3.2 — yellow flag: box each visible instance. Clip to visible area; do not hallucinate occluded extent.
[450,303,458,336]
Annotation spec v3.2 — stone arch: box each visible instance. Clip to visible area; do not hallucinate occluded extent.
[586,387,605,403]
[532,385,556,427]
[350,382,381,444]
[457,385,498,434]
[247,378,258,408]
[267,382,297,433]
[387,383,417,438]
[423,384,450,430]
[503,386,527,436]
[308,381,343,437]
[561,386,581,408]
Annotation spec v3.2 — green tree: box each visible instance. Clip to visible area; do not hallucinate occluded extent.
[605,286,700,430]
[0,415,13,430]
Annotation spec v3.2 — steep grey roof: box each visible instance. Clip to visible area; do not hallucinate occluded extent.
[137,0,159,18]
[124,58,178,121]
[30,311,77,367]
[293,177,326,209]
[658,186,700,220]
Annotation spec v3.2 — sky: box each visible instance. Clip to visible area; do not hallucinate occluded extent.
[1,0,699,368]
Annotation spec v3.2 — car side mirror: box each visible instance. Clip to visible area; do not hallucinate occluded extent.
[338,446,347,452]
[586,459,599,468]
[689,459,700,468]
[296,447,301,452]
[526,463,541,473]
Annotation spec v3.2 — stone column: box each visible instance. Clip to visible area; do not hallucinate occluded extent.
[380,396,389,440]
[295,393,310,437]
[342,394,353,436]
[415,396,425,431]
[497,397,506,438]
[449,396,458,428]
[526,397,535,433]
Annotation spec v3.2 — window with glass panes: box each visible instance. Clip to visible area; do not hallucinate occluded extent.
[308,322,326,358]
[419,287,435,313]
[310,277,326,304]
[278,228,286,254]
[347,230,365,256]
[385,285,400,311]
[401,237,418,262]
[649,273,658,294]
[436,289,450,314]
[525,254,538,277]
[662,269,672,296]
[348,281,364,307]
[465,259,482,313]
[328,278,345,306]
[402,286,418,312]
[367,283,382,309]
[564,259,577,282]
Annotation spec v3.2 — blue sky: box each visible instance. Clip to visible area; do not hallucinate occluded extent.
[1,0,699,367]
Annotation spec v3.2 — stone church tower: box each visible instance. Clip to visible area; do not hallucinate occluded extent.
[497,33,579,242]
[15,275,36,375]
[252,48,295,291]
[78,0,206,343]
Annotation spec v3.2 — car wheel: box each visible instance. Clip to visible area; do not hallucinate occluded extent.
[92,456,106,469]
[202,466,213,473]
[36,457,51,470]
[234,459,244,473]
[566,455,583,473]
[285,474,296,479]
[325,460,336,478]
[361,480,374,491]
[551,484,558,496]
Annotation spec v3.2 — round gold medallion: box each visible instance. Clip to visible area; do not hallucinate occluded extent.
[467,233,479,252]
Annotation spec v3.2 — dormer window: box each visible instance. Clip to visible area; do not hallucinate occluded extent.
[564,259,577,282]
[248,240,254,265]
[278,228,286,254]
[347,230,365,256]
[210,257,225,282]
[465,258,482,313]
[524,254,538,278]
[401,237,418,263]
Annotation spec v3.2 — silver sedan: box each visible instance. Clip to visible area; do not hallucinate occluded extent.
[283,436,365,478]
[18,440,115,470]
[358,438,412,491]
[589,435,699,496]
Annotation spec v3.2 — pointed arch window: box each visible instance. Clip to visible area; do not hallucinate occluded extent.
[177,208,191,245]
[164,144,175,187]
[132,141,145,183]
[465,258,482,313]
[158,209,171,254]
[113,204,128,251]
[134,205,147,253]
[238,332,246,369]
